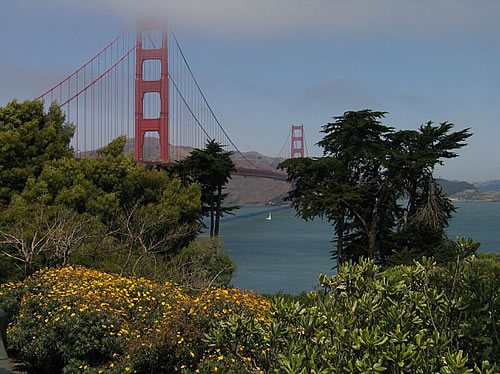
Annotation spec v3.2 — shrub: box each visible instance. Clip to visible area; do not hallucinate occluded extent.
[202,256,499,373]
[162,238,237,290]
[0,266,269,373]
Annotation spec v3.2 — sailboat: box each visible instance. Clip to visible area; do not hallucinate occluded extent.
[266,212,272,220]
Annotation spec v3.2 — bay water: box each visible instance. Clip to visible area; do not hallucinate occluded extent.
[218,203,500,294]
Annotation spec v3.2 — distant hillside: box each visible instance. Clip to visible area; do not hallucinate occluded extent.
[225,176,290,205]
[228,152,290,205]
[437,178,500,202]
[125,138,193,161]
[231,151,285,170]
[436,178,478,196]
[475,180,500,192]
[82,137,192,161]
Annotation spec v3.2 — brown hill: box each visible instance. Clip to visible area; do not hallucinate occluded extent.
[231,151,285,170]
[228,152,290,205]
[124,138,193,162]
[225,176,291,205]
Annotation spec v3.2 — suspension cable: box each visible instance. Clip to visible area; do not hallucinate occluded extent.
[304,127,310,157]
[59,46,136,108]
[276,127,292,159]
[169,28,258,168]
[168,73,211,139]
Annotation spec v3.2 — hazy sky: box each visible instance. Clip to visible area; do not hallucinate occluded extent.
[1,0,499,181]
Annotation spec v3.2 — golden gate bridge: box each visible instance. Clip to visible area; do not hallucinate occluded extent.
[37,24,306,181]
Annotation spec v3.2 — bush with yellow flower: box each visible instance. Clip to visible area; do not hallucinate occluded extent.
[0,266,269,373]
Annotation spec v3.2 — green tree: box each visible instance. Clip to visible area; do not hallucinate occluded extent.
[386,122,471,265]
[174,140,237,237]
[12,136,201,225]
[279,110,471,268]
[0,136,202,280]
[280,110,396,267]
[0,99,74,208]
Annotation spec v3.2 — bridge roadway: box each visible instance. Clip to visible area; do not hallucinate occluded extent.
[140,161,288,181]
[232,167,287,181]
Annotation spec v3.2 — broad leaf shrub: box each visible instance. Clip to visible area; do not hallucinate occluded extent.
[0,266,269,373]
[202,255,499,373]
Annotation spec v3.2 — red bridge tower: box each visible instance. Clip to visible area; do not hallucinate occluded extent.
[135,25,169,162]
[291,125,305,158]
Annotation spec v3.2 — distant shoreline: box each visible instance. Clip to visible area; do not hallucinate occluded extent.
[449,198,500,203]
[448,190,500,203]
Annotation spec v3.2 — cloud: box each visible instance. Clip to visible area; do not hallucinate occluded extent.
[52,0,500,41]
[0,64,67,105]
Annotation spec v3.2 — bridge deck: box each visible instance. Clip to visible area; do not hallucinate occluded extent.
[232,167,288,181]
[140,161,288,181]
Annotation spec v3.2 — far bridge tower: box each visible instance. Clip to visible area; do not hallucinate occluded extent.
[291,124,305,158]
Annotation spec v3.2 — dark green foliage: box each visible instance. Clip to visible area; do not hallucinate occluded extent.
[9,306,125,373]
[0,153,202,280]
[280,110,397,266]
[0,100,73,208]
[173,140,237,237]
[0,135,203,281]
[14,136,200,221]
[279,110,472,268]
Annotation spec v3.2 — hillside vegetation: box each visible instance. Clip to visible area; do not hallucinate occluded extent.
[476,180,500,192]
[436,178,478,196]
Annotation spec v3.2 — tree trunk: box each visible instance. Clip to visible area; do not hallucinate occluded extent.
[209,190,215,237]
[368,198,380,260]
[336,213,345,269]
[408,180,418,219]
[215,185,222,236]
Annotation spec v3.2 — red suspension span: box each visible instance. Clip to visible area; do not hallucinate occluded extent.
[135,25,169,162]
[291,124,305,158]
